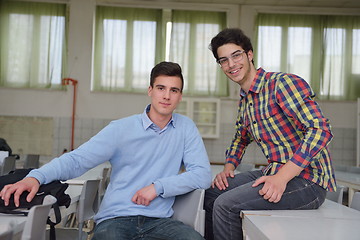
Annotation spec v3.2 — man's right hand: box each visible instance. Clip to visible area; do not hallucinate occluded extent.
[0,177,40,207]
[212,163,235,190]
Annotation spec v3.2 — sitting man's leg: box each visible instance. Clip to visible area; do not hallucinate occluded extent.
[92,216,138,240]
[207,172,326,240]
[142,217,204,240]
[204,170,262,240]
[92,215,204,240]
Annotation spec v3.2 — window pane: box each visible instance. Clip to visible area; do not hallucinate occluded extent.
[6,14,34,84]
[257,26,282,71]
[288,27,312,83]
[322,28,345,97]
[170,22,190,91]
[170,10,226,96]
[353,29,360,75]
[94,7,161,92]
[1,1,66,88]
[101,19,127,88]
[194,23,221,92]
[132,21,156,89]
[39,15,65,85]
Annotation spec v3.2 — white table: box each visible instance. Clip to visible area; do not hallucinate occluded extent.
[77,161,110,180]
[335,170,360,205]
[241,199,360,240]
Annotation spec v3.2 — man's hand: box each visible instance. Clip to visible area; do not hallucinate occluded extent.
[131,184,157,206]
[0,177,40,207]
[252,175,287,203]
[252,161,304,203]
[212,163,235,190]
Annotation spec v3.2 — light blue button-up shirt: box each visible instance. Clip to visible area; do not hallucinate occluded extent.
[27,105,211,224]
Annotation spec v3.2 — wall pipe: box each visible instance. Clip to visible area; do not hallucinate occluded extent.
[62,78,78,151]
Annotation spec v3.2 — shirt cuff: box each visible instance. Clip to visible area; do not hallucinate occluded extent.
[153,181,164,196]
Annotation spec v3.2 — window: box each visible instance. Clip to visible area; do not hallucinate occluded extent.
[93,6,227,96]
[0,1,67,89]
[255,14,360,101]
[93,7,162,93]
[169,10,227,96]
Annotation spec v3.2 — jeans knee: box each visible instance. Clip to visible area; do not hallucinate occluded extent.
[213,194,230,215]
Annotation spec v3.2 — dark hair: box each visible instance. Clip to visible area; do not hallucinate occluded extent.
[209,28,254,64]
[150,61,184,92]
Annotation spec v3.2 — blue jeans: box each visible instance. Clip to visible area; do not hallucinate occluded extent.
[204,170,326,240]
[92,215,204,240]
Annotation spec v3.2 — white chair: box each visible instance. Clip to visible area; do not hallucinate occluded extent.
[21,195,57,240]
[23,154,40,169]
[99,167,111,201]
[47,179,100,240]
[172,189,205,236]
[0,156,16,176]
[326,185,344,204]
[350,192,360,211]
[0,222,14,240]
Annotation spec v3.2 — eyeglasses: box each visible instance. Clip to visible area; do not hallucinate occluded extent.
[216,50,246,67]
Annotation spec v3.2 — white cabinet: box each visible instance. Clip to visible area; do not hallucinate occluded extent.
[176,98,220,139]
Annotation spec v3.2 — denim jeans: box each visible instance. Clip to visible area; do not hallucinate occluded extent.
[204,170,326,240]
[92,215,204,240]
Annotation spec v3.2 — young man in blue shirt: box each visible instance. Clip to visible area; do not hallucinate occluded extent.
[0,61,212,240]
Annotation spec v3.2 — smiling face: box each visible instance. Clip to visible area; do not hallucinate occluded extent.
[217,43,256,92]
[147,75,183,122]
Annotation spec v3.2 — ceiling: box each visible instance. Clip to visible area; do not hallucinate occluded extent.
[145,0,360,8]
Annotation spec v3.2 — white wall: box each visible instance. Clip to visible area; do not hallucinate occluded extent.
[0,0,357,127]
[0,0,358,165]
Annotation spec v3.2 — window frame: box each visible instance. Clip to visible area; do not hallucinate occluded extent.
[251,7,360,101]
[92,1,238,97]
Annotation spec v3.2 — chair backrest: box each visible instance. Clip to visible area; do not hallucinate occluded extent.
[0,222,14,240]
[172,189,205,236]
[77,179,100,222]
[1,156,16,176]
[73,179,100,240]
[350,192,360,211]
[99,167,111,197]
[23,154,40,169]
[21,195,57,240]
[326,185,344,204]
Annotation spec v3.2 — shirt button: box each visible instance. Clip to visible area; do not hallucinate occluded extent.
[266,155,269,158]
[253,121,256,124]
[258,139,262,142]
[249,103,253,106]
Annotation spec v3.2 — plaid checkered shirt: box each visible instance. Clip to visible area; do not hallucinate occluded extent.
[226,68,336,191]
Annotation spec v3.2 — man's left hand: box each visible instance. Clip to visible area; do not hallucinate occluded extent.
[252,175,287,203]
[131,184,157,206]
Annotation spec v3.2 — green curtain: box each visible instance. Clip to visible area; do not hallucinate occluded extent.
[0,0,67,89]
[170,10,227,97]
[255,13,360,101]
[94,7,227,96]
[93,6,163,92]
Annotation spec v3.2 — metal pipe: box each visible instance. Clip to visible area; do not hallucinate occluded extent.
[62,78,78,151]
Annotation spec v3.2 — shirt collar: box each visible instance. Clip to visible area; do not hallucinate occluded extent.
[240,67,266,98]
[141,104,175,131]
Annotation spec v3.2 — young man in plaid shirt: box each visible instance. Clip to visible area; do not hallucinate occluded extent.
[204,28,336,240]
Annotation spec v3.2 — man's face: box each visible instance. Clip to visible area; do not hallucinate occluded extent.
[217,43,254,86]
[148,75,183,118]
